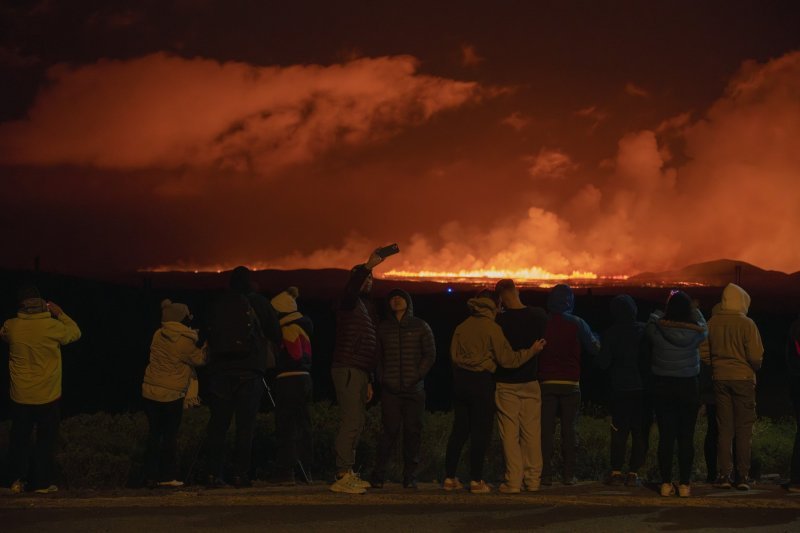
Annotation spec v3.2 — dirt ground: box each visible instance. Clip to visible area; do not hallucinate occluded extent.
[2,480,800,532]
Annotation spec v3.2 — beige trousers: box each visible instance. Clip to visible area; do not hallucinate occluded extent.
[495,380,543,489]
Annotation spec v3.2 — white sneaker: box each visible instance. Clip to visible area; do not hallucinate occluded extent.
[34,485,58,494]
[443,477,463,491]
[330,472,366,494]
[660,483,676,497]
[678,484,691,498]
[470,480,492,494]
[158,480,185,488]
[10,479,24,494]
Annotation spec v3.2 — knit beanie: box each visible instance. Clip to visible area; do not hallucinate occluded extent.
[161,299,192,323]
[271,288,299,314]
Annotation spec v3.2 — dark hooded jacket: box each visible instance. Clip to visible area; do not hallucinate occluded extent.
[646,307,707,378]
[594,295,647,392]
[538,284,600,383]
[377,289,436,393]
[207,267,282,376]
[332,264,379,373]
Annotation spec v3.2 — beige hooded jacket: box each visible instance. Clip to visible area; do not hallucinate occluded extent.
[700,283,764,382]
[450,297,537,373]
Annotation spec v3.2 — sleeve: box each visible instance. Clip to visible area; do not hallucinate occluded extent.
[745,320,764,371]
[251,295,282,343]
[576,317,600,356]
[54,313,82,345]
[699,336,711,366]
[179,337,208,366]
[341,265,371,311]
[418,322,437,378]
[594,331,613,370]
[490,327,534,369]
[692,308,709,347]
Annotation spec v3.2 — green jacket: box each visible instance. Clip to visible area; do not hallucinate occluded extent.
[1,310,81,405]
[450,297,536,373]
[700,283,764,382]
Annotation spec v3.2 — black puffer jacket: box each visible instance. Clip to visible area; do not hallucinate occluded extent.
[378,289,436,393]
[332,265,379,373]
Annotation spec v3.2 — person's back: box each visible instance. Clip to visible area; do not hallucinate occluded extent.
[595,294,647,486]
[596,295,646,392]
[702,283,762,489]
[704,283,763,381]
[537,284,599,485]
[1,286,80,494]
[495,306,547,383]
[2,296,81,405]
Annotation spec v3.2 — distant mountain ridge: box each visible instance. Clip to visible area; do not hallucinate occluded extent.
[630,259,800,288]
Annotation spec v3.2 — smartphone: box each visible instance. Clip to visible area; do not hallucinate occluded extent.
[376,243,400,259]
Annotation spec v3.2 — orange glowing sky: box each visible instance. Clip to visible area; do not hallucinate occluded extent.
[2,1,800,277]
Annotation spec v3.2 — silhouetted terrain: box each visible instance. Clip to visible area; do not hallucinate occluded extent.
[1,259,798,420]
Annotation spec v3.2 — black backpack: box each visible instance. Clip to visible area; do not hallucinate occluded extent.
[208,291,261,359]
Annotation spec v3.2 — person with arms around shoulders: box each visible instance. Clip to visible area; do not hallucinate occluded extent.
[700,283,763,491]
[2,285,81,494]
[594,294,648,488]
[142,299,207,488]
[369,288,436,490]
[493,279,548,493]
[648,290,707,498]
[538,284,600,486]
[204,266,281,488]
[330,250,388,494]
[269,286,314,485]
[444,289,546,494]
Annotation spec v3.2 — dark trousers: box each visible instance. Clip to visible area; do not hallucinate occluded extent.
[205,373,263,479]
[445,368,495,481]
[540,384,581,480]
[143,397,184,482]
[653,376,699,485]
[704,403,719,482]
[9,400,60,489]
[273,374,313,472]
[373,388,425,481]
[641,390,656,460]
[790,377,800,484]
[609,390,645,472]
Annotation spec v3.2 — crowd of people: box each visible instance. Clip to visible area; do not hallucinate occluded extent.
[3,249,800,498]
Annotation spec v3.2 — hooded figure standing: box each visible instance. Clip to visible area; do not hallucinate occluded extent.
[205,266,282,488]
[2,286,81,494]
[700,283,763,490]
[142,299,207,488]
[370,289,436,489]
[443,291,546,494]
[648,290,707,498]
[538,284,600,486]
[594,295,647,487]
[269,287,314,485]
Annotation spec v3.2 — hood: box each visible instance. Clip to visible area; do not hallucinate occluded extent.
[19,297,49,315]
[160,321,199,343]
[467,297,497,319]
[610,294,637,324]
[711,302,722,317]
[229,266,252,293]
[547,284,574,314]
[720,283,750,315]
[387,288,414,319]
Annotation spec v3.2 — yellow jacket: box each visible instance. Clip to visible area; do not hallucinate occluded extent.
[142,321,207,403]
[1,311,81,405]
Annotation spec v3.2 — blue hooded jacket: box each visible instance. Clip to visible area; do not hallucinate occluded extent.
[646,308,707,378]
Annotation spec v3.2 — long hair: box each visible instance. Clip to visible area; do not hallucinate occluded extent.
[664,290,694,323]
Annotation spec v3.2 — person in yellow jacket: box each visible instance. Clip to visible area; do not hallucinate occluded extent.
[1,285,81,494]
[142,299,207,488]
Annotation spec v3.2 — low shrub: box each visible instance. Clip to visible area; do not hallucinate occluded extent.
[0,402,795,489]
